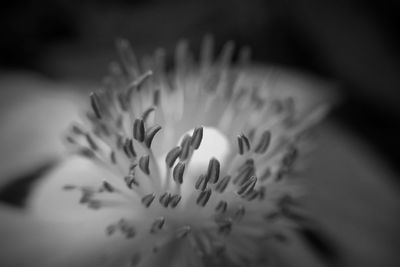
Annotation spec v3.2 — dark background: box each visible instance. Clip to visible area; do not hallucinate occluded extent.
[1,0,399,180]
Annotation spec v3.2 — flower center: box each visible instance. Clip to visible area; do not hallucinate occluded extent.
[61,36,329,266]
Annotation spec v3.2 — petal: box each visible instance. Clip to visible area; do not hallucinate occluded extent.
[302,122,400,266]
[28,156,130,223]
[0,73,85,186]
[0,204,133,267]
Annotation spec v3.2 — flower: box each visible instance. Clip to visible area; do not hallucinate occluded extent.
[50,36,330,266]
[1,37,340,267]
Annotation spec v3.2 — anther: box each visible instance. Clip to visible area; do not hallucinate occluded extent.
[258,186,266,200]
[281,146,298,168]
[124,174,139,189]
[196,188,212,207]
[260,167,271,181]
[141,106,156,122]
[150,217,165,233]
[102,180,114,192]
[130,253,141,267]
[85,134,98,150]
[87,200,102,210]
[141,193,156,208]
[124,227,136,238]
[159,192,172,207]
[176,226,191,239]
[215,175,231,193]
[179,135,192,160]
[110,151,117,164]
[106,225,116,235]
[123,138,137,158]
[79,148,96,159]
[254,130,271,154]
[170,194,182,208]
[71,124,85,135]
[144,125,162,148]
[206,158,220,184]
[217,218,232,235]
[133,119,145,142]
[241,134,251,151]
[246,190,259,201]
[139,155,150,175]
[62,185,76,191]
[237,136,244,155]
[153,89,160,106]
[233,205,245,221]
[191,127,203,149]
[127,70,153,92]
[237,176,257,196]
[165,146,181,168]
[213,242,226,256]
[195,174,207,191]
[90,92,102,119]
[117,92,129,111]
[173,162,185,184]
[215,200,228,214]
[233,167,254,186]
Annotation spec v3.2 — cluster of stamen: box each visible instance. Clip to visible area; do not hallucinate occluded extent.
[63,36,328,266]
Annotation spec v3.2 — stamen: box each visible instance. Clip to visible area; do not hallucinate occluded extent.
[159,192,172,207]
[141,106,156,122]
[233,205,245,221]
[133,119,145,142]
[215,175,231,193]
[259,167,271,181]
[196,188,212,207]
[139,155,150,175]
[118,219,136,238]
[173,162,185,184]
[152,89,160,106]
[124,174,139,189]
[237,136,244,155]
[144,125,162,148]
[90,92,102,119]
[150,217,165,233]
[123,138,137,158]
[206,158,220,184]
[254,130,271,154]
[106,225,116,236]
[170,194,182,208]
[141,193,156,208]
[176,225,191,239]
[233,160,255,185]
[195,174,207,191]
[217,218,232,235]
[179,135,192,161]
[165,146,181,168]
[110,151,117,164]
[236,176,257,197]
[130,253,142,267]
[102,180,115,192]
[85,134,98,151]
[191,127,203,149]
[241,134,251,151]
[215,200,228,214]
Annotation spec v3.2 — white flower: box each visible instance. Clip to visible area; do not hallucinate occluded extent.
[2,37,398,267]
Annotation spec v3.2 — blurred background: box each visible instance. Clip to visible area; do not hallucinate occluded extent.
[1,0,399,179]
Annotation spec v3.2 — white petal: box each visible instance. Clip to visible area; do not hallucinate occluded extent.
[302,122,400,266]
[0,73,85,185]
[0,204,133,267]
[28,156,130,223]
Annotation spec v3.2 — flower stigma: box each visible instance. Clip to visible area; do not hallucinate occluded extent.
[63,36,329,266]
